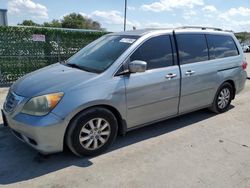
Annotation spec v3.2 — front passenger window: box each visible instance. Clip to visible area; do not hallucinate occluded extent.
[130,35,173,70]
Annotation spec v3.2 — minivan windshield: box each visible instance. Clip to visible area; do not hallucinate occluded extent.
[66,35,138,73]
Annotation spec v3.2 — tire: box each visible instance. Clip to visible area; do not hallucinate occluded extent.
[66,107,118,157]
[210,82,233,114]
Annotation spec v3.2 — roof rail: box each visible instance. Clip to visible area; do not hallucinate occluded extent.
[177,26,223,31]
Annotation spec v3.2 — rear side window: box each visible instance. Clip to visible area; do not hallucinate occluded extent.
[130,35,173,70]
[206,35,239,59]
[176,34,208,64]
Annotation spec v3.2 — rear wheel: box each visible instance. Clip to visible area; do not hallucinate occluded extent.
[210,82,233,113]
[66,107,118,157]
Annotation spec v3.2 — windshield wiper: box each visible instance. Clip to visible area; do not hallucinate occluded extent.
[67,63,83,70]
[66,63,99,73]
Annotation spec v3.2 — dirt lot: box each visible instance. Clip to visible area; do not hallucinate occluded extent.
[246,53,250,78]
[0,55,250,188]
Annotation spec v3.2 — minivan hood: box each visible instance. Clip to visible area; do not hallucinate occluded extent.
[12,63,97,97]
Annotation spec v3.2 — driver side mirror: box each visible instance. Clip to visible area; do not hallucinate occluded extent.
[129,60,147,73]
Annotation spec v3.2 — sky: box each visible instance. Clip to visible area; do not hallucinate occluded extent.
[1,0,250,32]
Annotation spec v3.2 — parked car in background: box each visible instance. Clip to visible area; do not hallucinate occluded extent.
[2,26,248,157]
[242,44,250,52]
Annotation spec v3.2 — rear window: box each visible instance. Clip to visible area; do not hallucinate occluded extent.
[206,35,239,59]
[176,34,209,65]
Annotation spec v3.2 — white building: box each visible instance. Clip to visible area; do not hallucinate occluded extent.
[0,9,8,26]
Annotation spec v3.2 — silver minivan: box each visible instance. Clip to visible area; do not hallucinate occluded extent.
[2,27,248,156]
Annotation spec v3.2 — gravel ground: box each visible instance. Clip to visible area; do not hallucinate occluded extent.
[0,55,249,188]
[245,53,250,78]
[0,88,8,123]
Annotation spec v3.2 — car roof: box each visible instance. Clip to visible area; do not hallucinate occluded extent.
[109,27,234,37]
[109,28,172,36]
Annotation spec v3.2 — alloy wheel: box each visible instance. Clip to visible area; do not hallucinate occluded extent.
[217,88,231,109]
[79,118,111,150]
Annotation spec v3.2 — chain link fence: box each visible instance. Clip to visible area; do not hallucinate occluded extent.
[0,26,107,86]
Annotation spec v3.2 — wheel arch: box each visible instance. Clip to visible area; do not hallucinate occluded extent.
[223,80,236,100]
[63,104,127,150]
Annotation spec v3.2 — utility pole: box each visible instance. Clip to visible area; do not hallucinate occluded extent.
[124,0,127,31]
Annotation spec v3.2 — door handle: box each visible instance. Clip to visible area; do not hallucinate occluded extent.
[185,70,195,76]
[165,73,177,79]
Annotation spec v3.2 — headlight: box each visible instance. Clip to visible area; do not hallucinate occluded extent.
[21,92,64,116]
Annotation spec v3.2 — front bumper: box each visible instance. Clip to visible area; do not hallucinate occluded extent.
[2,109,69,154]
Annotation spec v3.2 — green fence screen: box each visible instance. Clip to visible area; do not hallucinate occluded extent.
[0,26,107,86]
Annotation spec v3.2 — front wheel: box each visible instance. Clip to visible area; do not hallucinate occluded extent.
[66,107,118,157]
[210,82,233,113]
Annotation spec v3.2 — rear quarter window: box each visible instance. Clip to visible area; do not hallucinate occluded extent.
[206,34,239,59]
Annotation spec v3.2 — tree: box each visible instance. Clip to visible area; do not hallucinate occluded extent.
[43,19,62,28]
[91,21,101,30]
[61,13,102,30]
[18,13,103,30]
[18,20,40,26]
[235,32,250,43]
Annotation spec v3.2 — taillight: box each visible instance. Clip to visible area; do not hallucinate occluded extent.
[242,61,248,70]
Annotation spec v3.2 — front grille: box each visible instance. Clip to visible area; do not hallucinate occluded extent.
[4,92,23,113]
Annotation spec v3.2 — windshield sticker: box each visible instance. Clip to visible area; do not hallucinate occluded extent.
[119,38,136,44]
